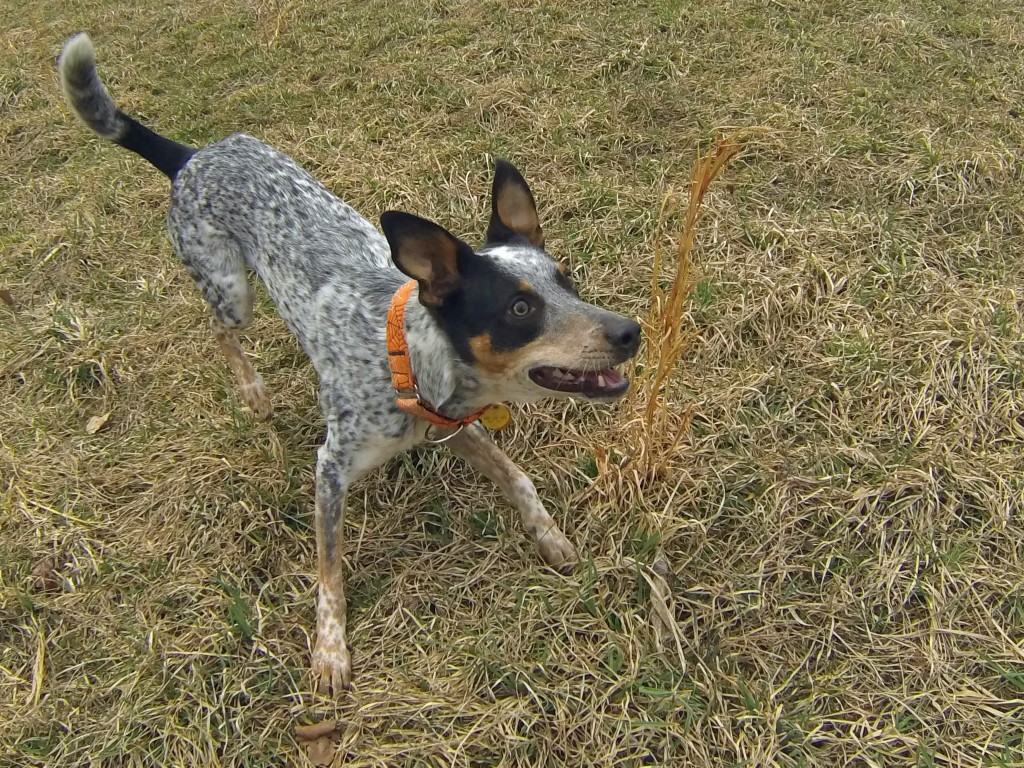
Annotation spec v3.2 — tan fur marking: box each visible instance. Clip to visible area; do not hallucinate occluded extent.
[211,318,272,419]
[312,487,352,692]
[468,313,613,377]
[397,231,459,305]
[468,332,528,375]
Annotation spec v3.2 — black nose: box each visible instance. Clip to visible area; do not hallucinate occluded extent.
[604,317,641,357]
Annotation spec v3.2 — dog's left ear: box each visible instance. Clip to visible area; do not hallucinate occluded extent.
[381,211,474,306]
[486,159,544,249]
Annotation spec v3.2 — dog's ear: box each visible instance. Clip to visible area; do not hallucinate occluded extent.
[380,211,473,306]
[486,159,544,249]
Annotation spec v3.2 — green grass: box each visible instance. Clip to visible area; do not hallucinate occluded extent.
[2,0,1024,765]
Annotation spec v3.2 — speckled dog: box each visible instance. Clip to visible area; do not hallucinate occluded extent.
[59,33,641,693]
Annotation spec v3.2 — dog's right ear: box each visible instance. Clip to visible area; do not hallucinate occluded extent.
[380,211,473,306]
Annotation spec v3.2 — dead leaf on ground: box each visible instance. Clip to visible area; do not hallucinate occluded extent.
[295,720,338,741]
[305,737,336,767]
[652,554,671,578]
[30,557,61,592]
[0,288,16,310]
[295,720,340,766]
[85,412,111,434]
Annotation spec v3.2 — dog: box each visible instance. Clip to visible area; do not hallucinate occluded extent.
[58,33,641,693]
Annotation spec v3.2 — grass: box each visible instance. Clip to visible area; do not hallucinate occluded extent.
[2,0,1024,765]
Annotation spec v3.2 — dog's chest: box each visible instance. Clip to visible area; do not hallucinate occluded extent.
[347,426,425,480]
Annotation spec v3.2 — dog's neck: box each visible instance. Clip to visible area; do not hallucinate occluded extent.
[402,292,488,419]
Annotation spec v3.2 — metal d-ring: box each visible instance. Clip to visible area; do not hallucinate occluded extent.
[424,423,465,444]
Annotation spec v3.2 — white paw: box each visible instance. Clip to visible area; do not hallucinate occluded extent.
[535,525,577,573]
[312,639,352,695]
[240,376,273,421]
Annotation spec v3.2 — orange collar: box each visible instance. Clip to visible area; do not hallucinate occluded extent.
[386,280,488,429]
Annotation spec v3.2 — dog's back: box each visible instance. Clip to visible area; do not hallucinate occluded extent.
[169,133,402,355]
[60,33,401,364]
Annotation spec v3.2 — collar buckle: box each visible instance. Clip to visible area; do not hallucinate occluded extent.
[394,386,420,401]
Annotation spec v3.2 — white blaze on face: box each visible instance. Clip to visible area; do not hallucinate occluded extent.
[470,243,627,396]
[479,243,584,323]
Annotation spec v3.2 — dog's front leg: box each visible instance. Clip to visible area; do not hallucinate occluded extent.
[311,440,352,693]
[448,424,577,572]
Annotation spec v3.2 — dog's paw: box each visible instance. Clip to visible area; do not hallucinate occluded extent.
[240,376,273,421]
[536,526,577,574]
[312,640,352,695]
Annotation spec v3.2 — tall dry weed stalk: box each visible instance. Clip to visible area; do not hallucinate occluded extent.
[625,136,742,476]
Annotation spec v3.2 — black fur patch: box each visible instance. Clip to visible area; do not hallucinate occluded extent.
[431,251,546,363]
[115,110,195,180]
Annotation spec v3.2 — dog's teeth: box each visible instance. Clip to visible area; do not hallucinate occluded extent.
[597,374,606,388]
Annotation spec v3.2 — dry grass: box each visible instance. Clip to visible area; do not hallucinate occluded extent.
[626,134,743,475]
[3,0,1024,765]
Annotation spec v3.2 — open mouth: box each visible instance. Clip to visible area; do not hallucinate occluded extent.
[528,365,630,399]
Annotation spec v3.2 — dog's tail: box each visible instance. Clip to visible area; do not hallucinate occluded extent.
[58,33,195,180]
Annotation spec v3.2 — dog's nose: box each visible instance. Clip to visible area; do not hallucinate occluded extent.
[604,317,642,357]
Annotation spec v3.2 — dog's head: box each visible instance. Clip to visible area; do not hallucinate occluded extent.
[380,160,640,404]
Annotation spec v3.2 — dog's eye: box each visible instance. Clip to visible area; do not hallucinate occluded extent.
[509,298,533,318]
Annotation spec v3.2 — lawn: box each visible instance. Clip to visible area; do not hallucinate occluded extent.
[2,0,1023,765]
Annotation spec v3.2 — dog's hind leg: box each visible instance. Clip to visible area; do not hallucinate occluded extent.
[448,424,577,572]
[210,317,272,420]
[172,222,273,419]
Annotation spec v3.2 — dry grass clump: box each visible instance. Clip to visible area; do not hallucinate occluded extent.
[643,137,743,425]
[3,0,1024,766]
[622,135,743,478]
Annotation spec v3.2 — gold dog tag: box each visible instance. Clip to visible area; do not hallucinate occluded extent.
[480,404,511,431]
